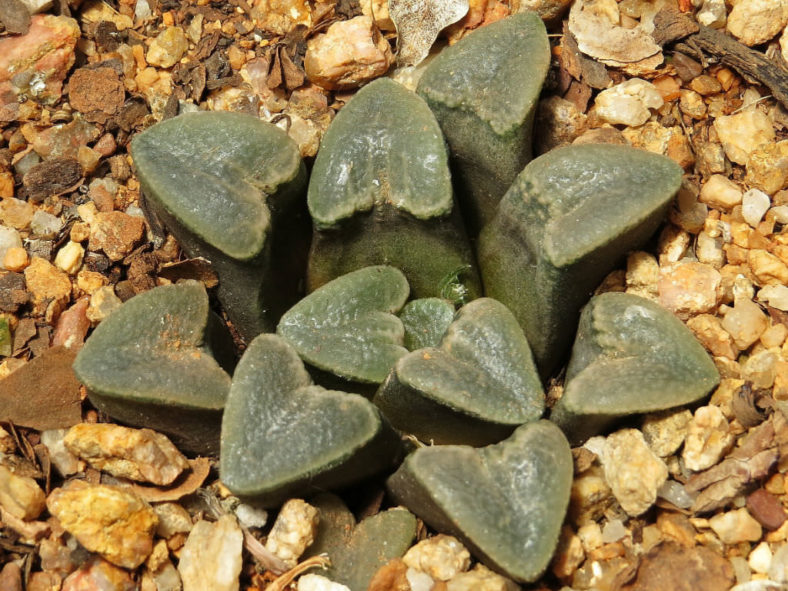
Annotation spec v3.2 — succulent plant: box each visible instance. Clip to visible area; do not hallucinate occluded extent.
[76,21,720,584]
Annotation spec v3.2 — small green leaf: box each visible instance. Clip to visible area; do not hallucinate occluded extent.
[399,298,455,351]
[304,493,417,590]
[278,266,410,384]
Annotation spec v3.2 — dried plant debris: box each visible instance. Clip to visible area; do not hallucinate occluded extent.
[389,0,469,66]
[568,0,662,71]
[686,411,784,513]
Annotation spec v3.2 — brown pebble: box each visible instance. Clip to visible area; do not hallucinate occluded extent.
[89,183,115,212]
[0,271,28,313]
[68,67,126,124]
[88,211,145,261]
[656,512,697,548]
[629,542,733,591]
[93,133,117,157]
[61,556,136,591]
[747,488,787,531]
[0,0,30,35]
[25,572,60,591]
[52,297,91,350]
[0,562,22,591]
[0,347,82,430]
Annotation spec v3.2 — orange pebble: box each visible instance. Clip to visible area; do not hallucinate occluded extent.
[3,247,29,272]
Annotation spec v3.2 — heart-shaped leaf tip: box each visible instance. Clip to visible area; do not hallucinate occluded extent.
[307,78,481,300]
[416,12,551,235]
[277,265,410,384]
[375,297,544,446]
[387,420,572,583]
[73,281,231,454]
[130,111,309,340]
[220,334,401,506]
[551,292,720,444]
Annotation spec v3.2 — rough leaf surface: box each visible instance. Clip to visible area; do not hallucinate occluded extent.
[278,266,409,383]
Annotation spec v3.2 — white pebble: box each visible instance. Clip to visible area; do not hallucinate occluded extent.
[403,535,471,581]
[134,0,151,20]
[19,0,53,14]
[583,436,606,458]
[683,406,735,471]
[406,568,436,591]
[696,231,725,268]
[697,0,726,28]
[235,503,268,529]
[177,514,244,591]
[729,555,752,585]
[742,188,771,227]
[656,479,696,509]
[40,429,81,476]
[601,519,628,543]
[297,574,350,591]
[700,174,743,210]
[54,241,85,275]
[265,499,319,568]
[709,508,762,544]
[749,541,773,575]
[594,79,664,127]
[602,429,668,516]
[769,542,788,583]
[31,210,62,239]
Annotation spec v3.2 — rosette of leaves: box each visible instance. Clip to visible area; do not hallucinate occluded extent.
[307,77,480,300]
[130,111,309,341]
